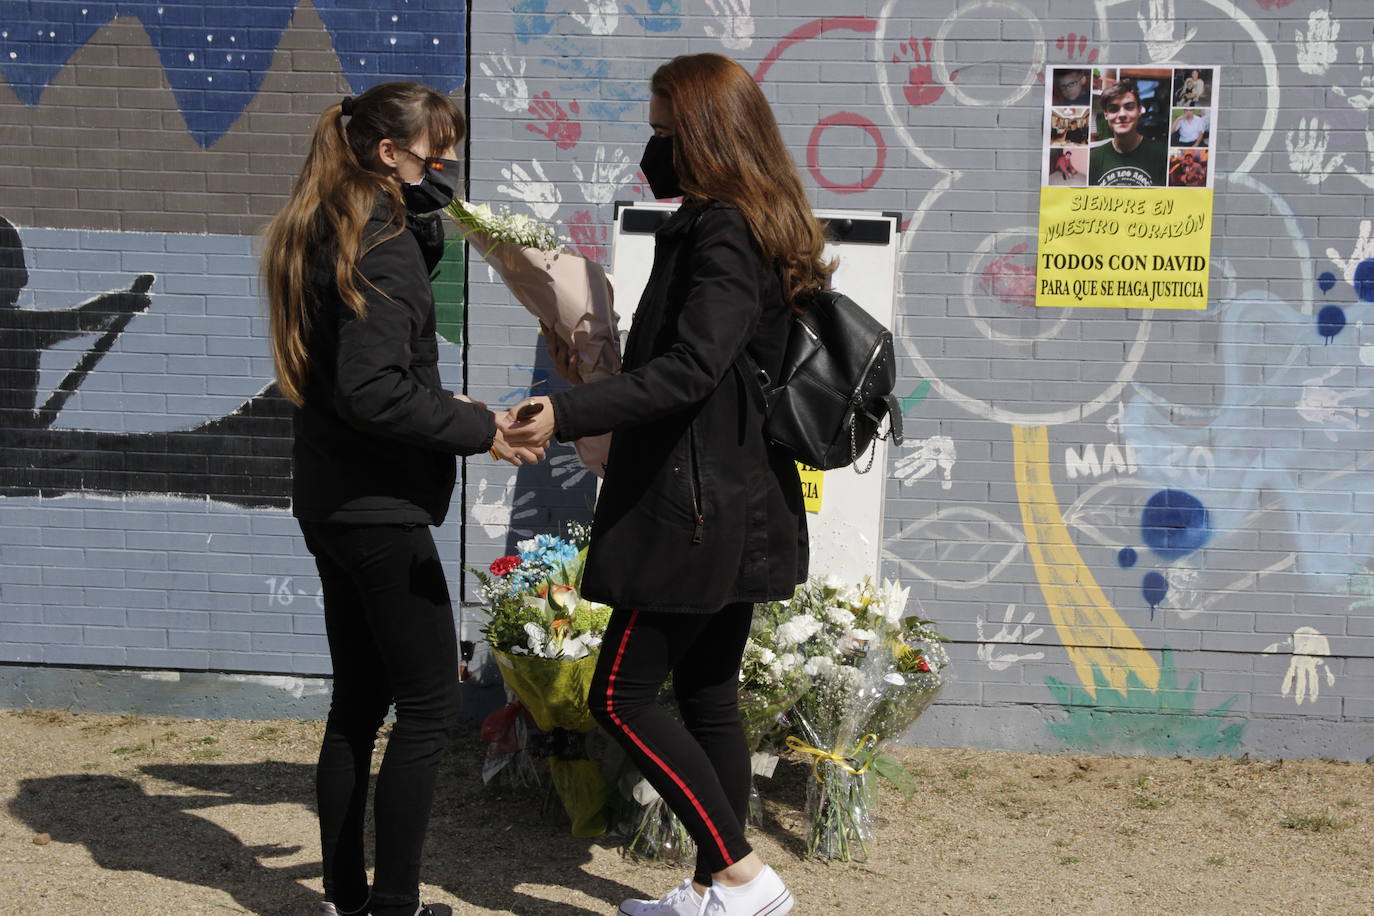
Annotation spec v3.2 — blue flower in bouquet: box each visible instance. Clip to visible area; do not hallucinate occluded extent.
[510,535,580,591]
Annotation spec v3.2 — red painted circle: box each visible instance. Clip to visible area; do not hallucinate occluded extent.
[806,112,886,194]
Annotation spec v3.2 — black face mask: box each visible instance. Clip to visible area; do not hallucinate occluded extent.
[401,153,461,213]
[639,135,682,200]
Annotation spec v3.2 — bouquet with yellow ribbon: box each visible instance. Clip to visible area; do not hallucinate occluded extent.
[775,576,948,860]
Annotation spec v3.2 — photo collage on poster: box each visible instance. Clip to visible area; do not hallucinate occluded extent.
[1042,65,1219,189]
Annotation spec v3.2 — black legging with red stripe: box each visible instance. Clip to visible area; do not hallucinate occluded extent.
[589,603,755,882]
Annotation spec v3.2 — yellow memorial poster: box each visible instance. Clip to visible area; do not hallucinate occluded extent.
[796,463,824,514]
[1037,64,1218,309]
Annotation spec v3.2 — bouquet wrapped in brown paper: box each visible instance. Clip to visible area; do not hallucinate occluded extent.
[448,201,616,475]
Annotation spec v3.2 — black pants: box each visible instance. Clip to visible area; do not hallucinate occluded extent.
[589,603,755,883]
[301,521,460,916]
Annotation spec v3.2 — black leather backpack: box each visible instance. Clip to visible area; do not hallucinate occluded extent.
[739,289,902,473]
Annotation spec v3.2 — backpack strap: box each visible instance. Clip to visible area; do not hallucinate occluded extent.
[733,349,769,414]
[884,393,903,446]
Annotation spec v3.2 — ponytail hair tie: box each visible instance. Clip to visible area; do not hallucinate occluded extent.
[340,96,354,117]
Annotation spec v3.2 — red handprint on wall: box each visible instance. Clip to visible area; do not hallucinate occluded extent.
[1055,32,1099,63]
[978,242,1036,309]
[569,210,608,264]
[525,92,582,151]
[893,37,948,108]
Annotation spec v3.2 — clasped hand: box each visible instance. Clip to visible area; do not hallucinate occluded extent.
[497,395,557,456]
[456,393,550,467]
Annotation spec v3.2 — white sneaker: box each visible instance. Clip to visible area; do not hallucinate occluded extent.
[705,866,794,916]
[618,878,703,915]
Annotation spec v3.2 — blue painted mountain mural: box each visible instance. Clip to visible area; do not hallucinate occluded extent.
[0,1,466,147]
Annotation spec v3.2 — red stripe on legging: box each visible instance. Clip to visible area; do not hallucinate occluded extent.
[605,609,734,867]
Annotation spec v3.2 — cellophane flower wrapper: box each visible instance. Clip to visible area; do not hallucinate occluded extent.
[447,201,616,474]
[790,645,889,861]
[738,600,812,830]
[492,650,607,837]
[613,771,697,866]
[479,701,541,789]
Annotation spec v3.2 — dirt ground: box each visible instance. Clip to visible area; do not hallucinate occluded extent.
[0,709,1370,915]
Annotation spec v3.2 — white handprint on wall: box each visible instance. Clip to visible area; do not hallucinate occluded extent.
[1137,0,1196,64]
[470,477,538,539]
[1285,118,1345,185]
[1333,44,1374,111]
[704,0,755,51]
[976,604,1045,672]
[571,146,637,205]
[1325,219,1374,287]
[1296,10,1340,77]
[498,160,563,220]
[894,435,956,490]
[1263,627,1336,706]
[571,0,620,36]
[477,52,531,113]
[1297,367,1368,441]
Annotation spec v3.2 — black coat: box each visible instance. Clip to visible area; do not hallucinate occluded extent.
[551,203,807,613]
[292,200,495,525]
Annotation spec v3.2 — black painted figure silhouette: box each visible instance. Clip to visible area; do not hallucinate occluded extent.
[0,215,292,507]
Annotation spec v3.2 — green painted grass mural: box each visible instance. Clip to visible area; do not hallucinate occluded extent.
[432,241,466,346]
[1045,649,1245,757]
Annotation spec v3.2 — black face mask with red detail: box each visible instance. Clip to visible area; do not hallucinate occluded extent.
[401,152,461,213]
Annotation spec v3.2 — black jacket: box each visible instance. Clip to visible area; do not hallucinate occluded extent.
[551,203,807,612]
[292,200,495,524]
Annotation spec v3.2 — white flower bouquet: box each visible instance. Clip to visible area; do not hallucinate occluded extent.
[447,200,616,474]
[777,576,948,860]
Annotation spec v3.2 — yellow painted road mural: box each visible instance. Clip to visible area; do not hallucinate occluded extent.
[1012,425,1160,697]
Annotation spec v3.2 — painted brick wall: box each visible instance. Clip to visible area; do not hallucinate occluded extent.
[2,1,1373,761]
[462,0,1374,762]
[0,2,468,677]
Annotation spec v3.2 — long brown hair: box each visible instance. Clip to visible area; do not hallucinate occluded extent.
[650,54,834,303]
[262,82,465,406]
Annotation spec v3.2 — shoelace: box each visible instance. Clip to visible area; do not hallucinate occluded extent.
[696,884,724,916]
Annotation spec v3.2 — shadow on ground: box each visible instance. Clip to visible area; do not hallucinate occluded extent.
[7,724,813,915]
[9,761,319,915]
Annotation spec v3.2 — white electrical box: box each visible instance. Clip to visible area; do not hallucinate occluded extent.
[610,202,901,585]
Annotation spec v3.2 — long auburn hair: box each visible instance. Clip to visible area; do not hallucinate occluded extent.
[650,54,835,303]
[262,82,465,406]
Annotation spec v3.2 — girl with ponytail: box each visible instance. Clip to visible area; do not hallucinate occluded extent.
[262,82,542,916]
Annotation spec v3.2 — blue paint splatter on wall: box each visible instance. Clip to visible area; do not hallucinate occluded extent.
[2,1,466,147]
[1140,489,1211,561]
[1118,547,1138,568]
[513,0,557,42]
[1317,304,1346,342]
[627,0,684,33]
[1318,271,1337,294]
[1353,259,1374,303]
[1142,571,1169,617]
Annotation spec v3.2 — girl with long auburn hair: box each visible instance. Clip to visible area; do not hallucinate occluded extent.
[504,53,829,916]
[262,81,542,916]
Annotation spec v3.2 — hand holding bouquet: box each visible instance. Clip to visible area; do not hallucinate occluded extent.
[447,201,616,474]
